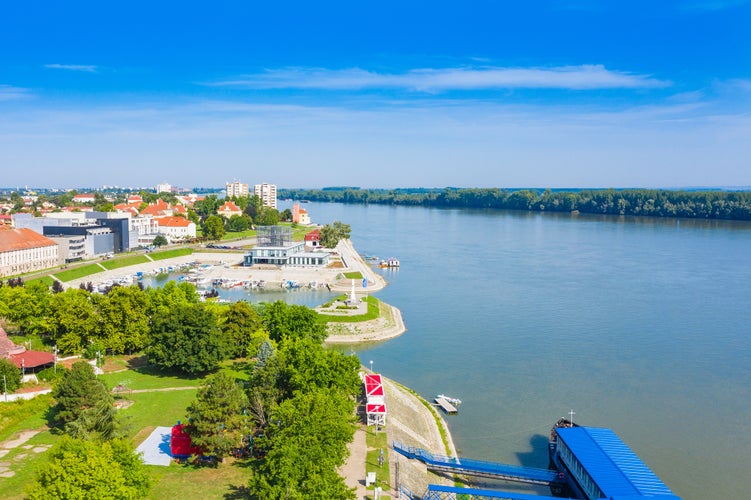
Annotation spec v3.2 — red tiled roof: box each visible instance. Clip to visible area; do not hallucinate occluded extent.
[0,228,57,253]
[155,216,192,227]
[141,199,171,216]
[9,350,55,369]
[305,229,321,241]
[217,201,241,215]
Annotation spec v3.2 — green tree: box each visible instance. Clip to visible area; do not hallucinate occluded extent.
[148,303,228,374]
[52,361,117,440]
[318,221,351,248]
[152,234,168,247]
[249,388,356,499]
[221,301,265,358]
[255,206,280,226]
[277,338,361,397]
[0,282,50,335]
[48,289,99,355]
[0,359,22,393]
[227,213,251,232]
[202,214,226,240]
[97,285,151,354]
[146,280,199,318]
[26,436,151,499]
[261,301,327,344]
[185,372,250,460]
[243,195,262,220]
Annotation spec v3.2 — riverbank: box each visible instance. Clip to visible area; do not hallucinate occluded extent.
[323,302,407,344]
[62,239,387,294]
[340,372,458,499]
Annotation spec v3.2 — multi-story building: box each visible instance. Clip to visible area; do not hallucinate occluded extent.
[217,201,243,219]
[156,182,172,194]
[155,216,196,242]
[254,183,277,209]
[226,180,249,198]
[0,228,59,277]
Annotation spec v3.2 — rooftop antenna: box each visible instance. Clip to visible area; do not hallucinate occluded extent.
[569,409,576,425]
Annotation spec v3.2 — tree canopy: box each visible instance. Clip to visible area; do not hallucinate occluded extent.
[279,187,751,222]
[185,372,250,460]
[26,436,151,500]
[52,361,117,440]
[319,221,352,248]
[0,359,22,393]
[148,302,229,374]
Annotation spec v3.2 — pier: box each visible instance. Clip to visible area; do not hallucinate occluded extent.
[434,397,458,414]
[392,441,564,486]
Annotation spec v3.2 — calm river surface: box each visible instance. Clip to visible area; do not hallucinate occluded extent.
[285,201,750,499]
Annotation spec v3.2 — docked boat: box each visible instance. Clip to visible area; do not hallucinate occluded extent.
[378,257,400,268]
[436,394,462,406]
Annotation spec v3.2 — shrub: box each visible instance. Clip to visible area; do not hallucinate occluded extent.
[0,359,22,393]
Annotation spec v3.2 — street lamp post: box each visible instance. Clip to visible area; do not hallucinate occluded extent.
[53,345,58,373]
[369,360,373,373]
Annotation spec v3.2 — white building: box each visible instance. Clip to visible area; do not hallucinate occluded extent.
[156,182,172,194]
[0,228,59,277]
[226,180,249,198]
[254,183,277,209]
[155,216,196,242]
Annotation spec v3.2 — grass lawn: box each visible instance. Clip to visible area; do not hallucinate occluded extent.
[343,271,363,279]
[100,254,151,270]
[221,229,257,240]
[99,364,205,391]
[1,428,60,500]
[318,296,381,323]
[24,276,55,287]
[119,389,198,442]
[0,395,53,442]
[365,425,391,492]
[53,263,103,282]
[149,248,193,261]
[147,458,251,500]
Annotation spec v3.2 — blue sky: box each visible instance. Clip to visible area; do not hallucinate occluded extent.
[1,1,749,189]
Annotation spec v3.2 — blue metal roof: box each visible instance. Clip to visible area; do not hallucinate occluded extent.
[425,484,562,499]
[556,427,680,499]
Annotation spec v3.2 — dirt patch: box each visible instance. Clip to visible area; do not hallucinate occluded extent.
[114,399,134,410]
[0,429,44,450]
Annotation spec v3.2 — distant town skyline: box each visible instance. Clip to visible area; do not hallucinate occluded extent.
[1,1,749,189]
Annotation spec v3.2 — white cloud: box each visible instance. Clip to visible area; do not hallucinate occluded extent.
[44,64,98,73]
[207,65,670,92]
[0,84,30,101]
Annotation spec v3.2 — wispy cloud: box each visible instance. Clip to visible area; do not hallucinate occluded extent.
[44,63,98,73]
[206,65,670,92]
[0,84,30,101]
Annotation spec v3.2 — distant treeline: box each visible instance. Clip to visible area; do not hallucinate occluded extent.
[280,187,751,221]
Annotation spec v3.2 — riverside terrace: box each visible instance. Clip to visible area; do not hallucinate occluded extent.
[243,225,330,267]
[64,240,386,294]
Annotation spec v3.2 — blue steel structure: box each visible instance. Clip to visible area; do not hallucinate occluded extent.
[392,441,565,486]
[551,427,681,500]
[422,485,561,500]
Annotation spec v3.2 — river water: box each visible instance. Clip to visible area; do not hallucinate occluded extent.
[284,201,750,499]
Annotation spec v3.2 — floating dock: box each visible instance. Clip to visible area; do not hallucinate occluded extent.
[434,396,458,414]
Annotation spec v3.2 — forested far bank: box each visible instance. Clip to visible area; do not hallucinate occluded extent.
[279,187,751,221]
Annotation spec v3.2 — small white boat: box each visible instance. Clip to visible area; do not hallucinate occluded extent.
[436,394,462,405]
